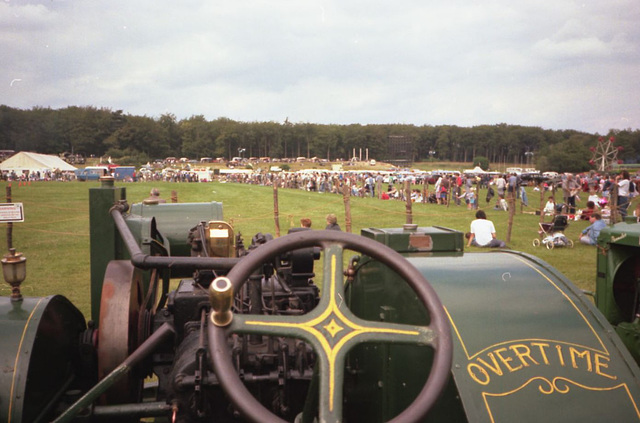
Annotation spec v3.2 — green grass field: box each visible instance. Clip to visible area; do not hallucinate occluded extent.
[0,180,626,318]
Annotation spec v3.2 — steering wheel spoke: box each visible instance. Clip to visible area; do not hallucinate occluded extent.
[228,314,322,344]
[343,319,438,347]
[319,242,346,303]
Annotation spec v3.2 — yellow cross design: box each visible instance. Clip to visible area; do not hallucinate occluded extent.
[323,319,344,338]
[245,250,420,411]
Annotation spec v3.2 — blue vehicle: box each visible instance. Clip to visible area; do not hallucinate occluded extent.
[74,166,109,181]
[113,166,137,181]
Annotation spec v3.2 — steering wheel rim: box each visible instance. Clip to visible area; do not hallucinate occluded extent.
[208,230,452,423]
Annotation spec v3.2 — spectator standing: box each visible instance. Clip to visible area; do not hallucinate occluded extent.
[492,174,506,210]
[434,176,443,205]
[366,174,375,197]
[453,174,463,206]
[562,173,580,214]
[440,176,450,205]
[616,170,631,218]
[602,174,614,198]
[376,173,384,199]
[519,185,528,207]
[458,187,476,210]
[507,173,518,196]
[588,171,600,193]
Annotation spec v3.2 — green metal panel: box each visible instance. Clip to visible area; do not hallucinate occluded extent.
[0,296,85,423]
[596,220,640,249]
[596,221,640,324]
[348,227,640,422]
[129,201,223,257]
[361,225,465,253]
[425,252,640,422]
[123,215,169,257]
[596,221,640,364]
[89,179,126,323]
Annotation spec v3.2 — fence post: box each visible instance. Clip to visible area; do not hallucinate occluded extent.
[343,184,352,233]
[5,185,12,250]
[273,177,280,237]
[506,190,516,243]
[539,182,545,223]
[405,179,413,224]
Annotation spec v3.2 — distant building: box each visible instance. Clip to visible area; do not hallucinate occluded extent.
[387,135,413,167]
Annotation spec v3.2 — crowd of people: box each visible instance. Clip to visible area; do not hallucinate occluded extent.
[139,168,638,233]
[547,170,638,221]
[6,162,639,250]
[1,169,75,181]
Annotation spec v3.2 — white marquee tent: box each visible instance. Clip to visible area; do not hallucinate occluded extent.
[463,166,487,174]
[0,152,77,173]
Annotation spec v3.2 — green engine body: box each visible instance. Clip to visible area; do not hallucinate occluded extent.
[596,219,640,365]
[343,225,640,422]
[0,296,85,423]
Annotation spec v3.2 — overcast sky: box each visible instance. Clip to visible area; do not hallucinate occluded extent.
[2,0,639,134]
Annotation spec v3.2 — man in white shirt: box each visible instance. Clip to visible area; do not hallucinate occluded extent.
[467,210,506,248]
[616,170,631,218]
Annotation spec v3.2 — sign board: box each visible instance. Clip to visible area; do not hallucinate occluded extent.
[0,203,24,222]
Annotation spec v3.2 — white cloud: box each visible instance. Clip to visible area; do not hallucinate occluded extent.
[0,0,639,133]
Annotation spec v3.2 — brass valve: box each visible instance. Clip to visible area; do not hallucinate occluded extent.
[209,277,234,327]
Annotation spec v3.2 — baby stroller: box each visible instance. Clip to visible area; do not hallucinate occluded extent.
[532,214,574,249]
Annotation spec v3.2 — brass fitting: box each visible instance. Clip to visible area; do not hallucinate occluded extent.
[2,248,26,301]
[209,277,233,327]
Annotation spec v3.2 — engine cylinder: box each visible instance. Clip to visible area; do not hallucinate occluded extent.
[0,295,85,423]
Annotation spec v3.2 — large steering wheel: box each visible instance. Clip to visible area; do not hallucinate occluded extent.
[207,230,452,423]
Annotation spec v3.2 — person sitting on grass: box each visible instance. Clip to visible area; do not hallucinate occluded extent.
[579,213,606,245]
[580,201,596,221]
[543,196,556,215]
[300,218,312,228]
[325,213,342,231]
[466,210,506,248]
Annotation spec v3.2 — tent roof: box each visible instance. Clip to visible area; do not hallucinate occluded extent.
[463,166,486,174]
[0,152,77,172]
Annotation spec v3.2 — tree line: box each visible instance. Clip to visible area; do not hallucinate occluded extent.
[1,105,639,172]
